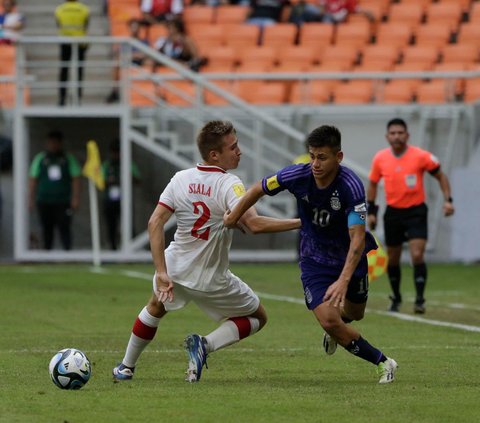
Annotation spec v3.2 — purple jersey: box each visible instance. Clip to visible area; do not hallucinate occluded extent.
[262,163,376,275]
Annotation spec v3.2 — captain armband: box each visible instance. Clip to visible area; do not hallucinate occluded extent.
[367,201,379,217]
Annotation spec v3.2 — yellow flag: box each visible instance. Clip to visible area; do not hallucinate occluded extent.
[83,140,105,191]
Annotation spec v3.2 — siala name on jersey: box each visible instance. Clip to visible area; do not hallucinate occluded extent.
[189,183,212,197]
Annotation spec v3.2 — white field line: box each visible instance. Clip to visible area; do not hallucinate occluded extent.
[10,266,480,331]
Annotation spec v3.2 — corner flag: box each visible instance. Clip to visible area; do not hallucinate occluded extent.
[83,140,105,191]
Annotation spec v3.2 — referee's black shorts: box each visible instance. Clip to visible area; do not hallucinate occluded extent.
[383,203,428,246]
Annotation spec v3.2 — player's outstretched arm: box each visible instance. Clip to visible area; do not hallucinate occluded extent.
[148,204,174,303]
[240,207,301,234]
[224,181,265,228]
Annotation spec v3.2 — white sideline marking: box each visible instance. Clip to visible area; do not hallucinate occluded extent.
[11,267,480,332]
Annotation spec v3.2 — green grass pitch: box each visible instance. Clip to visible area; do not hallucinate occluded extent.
[0,263,479,423]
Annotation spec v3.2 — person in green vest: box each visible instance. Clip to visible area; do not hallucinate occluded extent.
[101,139,141,250]
[28,130,81,250]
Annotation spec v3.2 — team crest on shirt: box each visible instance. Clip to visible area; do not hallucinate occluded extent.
[330,191,341,210]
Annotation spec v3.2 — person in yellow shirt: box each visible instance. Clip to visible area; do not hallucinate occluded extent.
[55,0,90,106]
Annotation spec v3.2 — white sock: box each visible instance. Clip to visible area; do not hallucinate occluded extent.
[122,307,160,368]
[204,317,260,353]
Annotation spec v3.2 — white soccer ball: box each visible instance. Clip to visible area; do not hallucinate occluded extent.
[48,348,91,390]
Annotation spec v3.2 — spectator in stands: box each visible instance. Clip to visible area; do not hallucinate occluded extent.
[28,130,81,250]
[0,0,24,44]
[101,139,141,250]
[55,0,90,106]
[106,19,150,103]
[319,0,359,24]
[154,18,205,72]
[139,0,183,25]
[246,0,291,28]
[288,1,322,25]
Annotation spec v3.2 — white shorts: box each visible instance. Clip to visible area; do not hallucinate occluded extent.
[152,272,260,322]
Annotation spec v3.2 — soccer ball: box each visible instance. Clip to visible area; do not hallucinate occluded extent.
[367,243,388,281]
[49,348,91,390]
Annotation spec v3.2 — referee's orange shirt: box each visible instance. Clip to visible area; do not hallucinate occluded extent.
[369,145,440,208]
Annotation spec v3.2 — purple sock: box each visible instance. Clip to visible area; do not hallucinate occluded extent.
[345,336,387,365]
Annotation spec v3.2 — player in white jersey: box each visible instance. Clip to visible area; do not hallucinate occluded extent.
[113,121,300,383]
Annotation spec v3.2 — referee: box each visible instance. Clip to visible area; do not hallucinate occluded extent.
[367,118,455,314]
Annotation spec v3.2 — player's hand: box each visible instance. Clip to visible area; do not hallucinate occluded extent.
[154,271,174,304]
[323,279,348,309]
[367,215,377,231]
[223,209,236,228]
[443,201,454,217]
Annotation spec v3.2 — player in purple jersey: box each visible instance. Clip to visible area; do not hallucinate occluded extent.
[225,125,398,384]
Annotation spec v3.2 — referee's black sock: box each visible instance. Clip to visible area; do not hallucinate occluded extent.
[414,262,427,303]
[387,265,402,301]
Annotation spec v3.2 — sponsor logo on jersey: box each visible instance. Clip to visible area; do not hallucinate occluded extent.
[405,174,417,188]
[266,175,280,191]
[232,183,246,197]
[189,183,212,197]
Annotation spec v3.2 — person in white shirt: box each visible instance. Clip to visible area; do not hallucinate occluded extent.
[0,0,24,44]
[113,121,300,383]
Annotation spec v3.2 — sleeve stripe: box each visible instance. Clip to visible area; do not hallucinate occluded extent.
[343,172,364,199]
[158,201,174,212]
[281,166,311,182]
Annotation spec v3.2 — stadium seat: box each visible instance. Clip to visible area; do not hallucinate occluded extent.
[235,61,272,73]
[130,80,157,107]
[276,46,317,68]
[381,80,416,104]
[204,81,234,106]
[183,6,215,26]
[224,24,260,51]
[426,2,463,27]
[470,2,480,22]
[361,45,400,69]
[396,0,432,9]
[202,46,236,69]
[392,62,432,92]
[163,80,196,106]
[189,25,224,47]
[441,44,479,65]
[261,24,298,52]
[457,23,480,44]
[0,46,15,75]
[335,21,372,49]
[374,23,414,49]
[416,80,454,104]
[215,5,249,24]
[439,0,471,13]
[289,81,331,104]
[247,82,286,105]
[464,78,480,103]
[148,24,168,44]
[108,5,141,23]
[321,45,359,68]
[433,62,468,96]
[414,24,452,48]
[237,46,276,68]
[298,23,334,58]
[401,46,440,68]
[308,63,349,94]
[356,0,388,22]
[333,81,373,104]
[388,3,424,28]
[354,62,393,72]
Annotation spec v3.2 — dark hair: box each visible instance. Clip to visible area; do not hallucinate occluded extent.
[387,118,408,131]
[168,18,186,35]
[47,130,63,142]
[306,125,341,153]
[197,121,236,161]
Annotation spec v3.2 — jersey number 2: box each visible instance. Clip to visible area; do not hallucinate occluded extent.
[191,201,210,241]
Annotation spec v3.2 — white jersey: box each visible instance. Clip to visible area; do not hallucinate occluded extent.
[158,164,246,292]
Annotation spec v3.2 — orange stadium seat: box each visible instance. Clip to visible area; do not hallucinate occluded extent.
[235,61,272,73]
[457,23,480,44]
[130,81,157,107]
[163,80,196,106]
[464,79,480,103]
[108,5,141,23]
[224,24,260,51]
[245,82,286,105]
[441,44,479,65]
[321,45,359,68]
[183,6,215,26]
[356,0,388,22]
[388,3,425,27]
[148,24,168,44]
[335,21,372,48]
[354,62,393,72]
[381,80,416,104]
[203,46,236,69]
[396,0,432,9]
[289,80,331,104]
[237,46,276,68]
[402,45,440,68]
[361,45,400,68]
[298,23,334,59]
[415,24,452,48]
[470,2,480,22]
[392,62,431,92]
[375,23,414,49]
[0,46,15,75]
[416,80,455,104]
[204,81,234,106]
[426,2,463,27]
[439,0,471,13]
[333,81,373,104]
[433,62,468,96]
[261,24,298,51]
[215,5,249,24]
[277,46,317,68]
